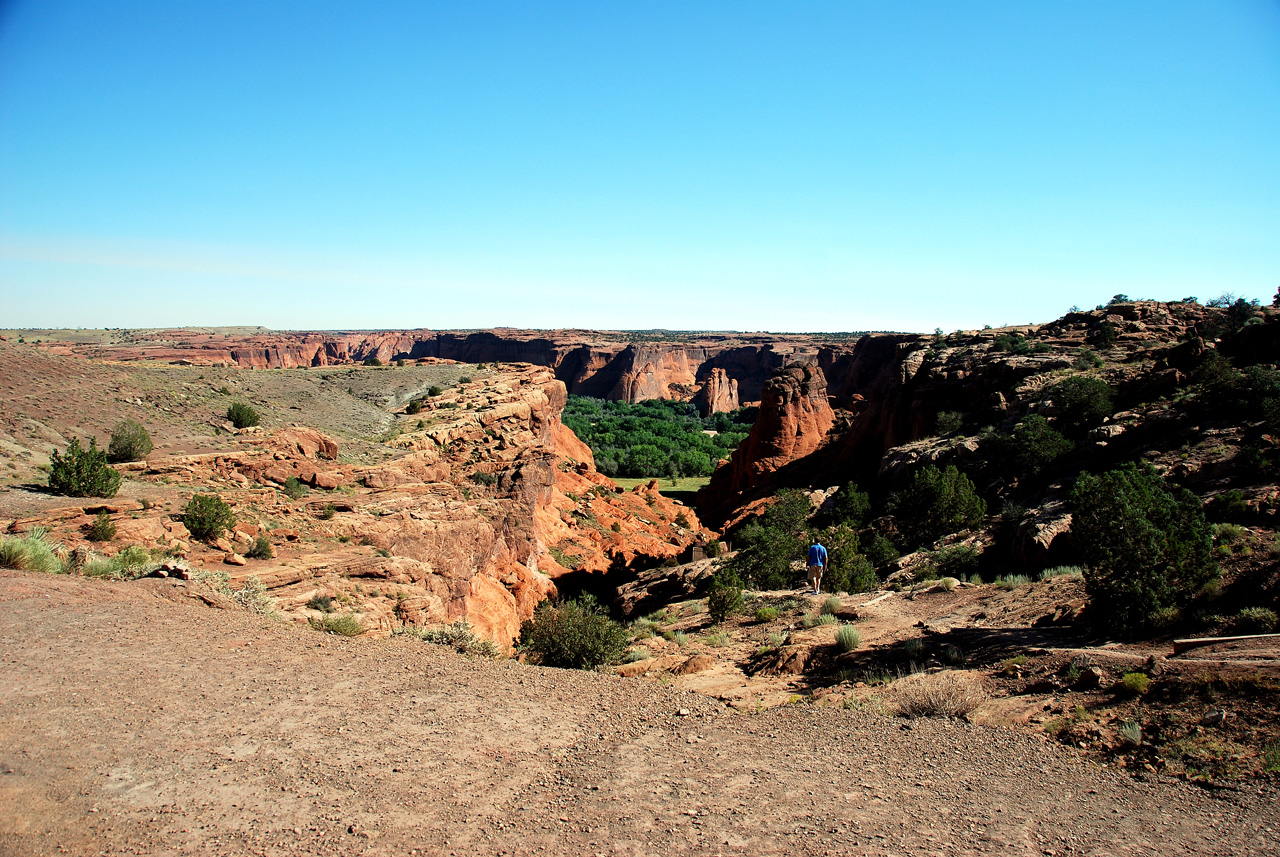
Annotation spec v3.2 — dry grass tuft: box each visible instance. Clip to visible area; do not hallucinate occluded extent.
[892,671,986,718]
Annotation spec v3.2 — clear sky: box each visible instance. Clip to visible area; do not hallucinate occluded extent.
[1,2,1277,332]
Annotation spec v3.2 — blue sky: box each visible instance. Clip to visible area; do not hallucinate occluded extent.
[1,2,1277,332]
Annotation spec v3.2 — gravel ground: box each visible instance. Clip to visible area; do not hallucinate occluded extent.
[1,570,1277,857]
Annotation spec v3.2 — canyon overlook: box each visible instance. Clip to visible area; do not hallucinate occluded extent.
[30,327,870,413]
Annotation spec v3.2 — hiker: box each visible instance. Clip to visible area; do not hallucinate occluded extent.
[806,541,827,594]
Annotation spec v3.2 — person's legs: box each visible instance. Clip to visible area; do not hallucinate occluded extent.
[807,564,821,594]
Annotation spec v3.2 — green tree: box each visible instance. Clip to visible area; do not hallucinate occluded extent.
[226,402,260,429]
[984,415,1073,480]
[183,494,237,542]
[822,524,877,593]
[107,419,153,462]
[48,438,121,498]
[826,483,871,528]
[1070,463,1216,634]
[887,465,986,550]
[707,566,745,623]
[1049,376,1113,436]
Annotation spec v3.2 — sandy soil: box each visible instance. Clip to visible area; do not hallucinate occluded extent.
[3,570,1277,857]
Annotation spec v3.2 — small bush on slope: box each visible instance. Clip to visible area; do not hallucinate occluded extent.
[107,419,153,462]
[519,594,627,669]
[183,494,237,542]
[48,438,121,498]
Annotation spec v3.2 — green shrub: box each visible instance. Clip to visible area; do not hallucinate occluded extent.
[183,493,237,541]
[803,612,838,628]
[458,375,472,384]
[864,532,900,568]
[935,411,964,436]
[363,356,382,366]
[226,402,260,429]
[307,594,335,612]
[754,606,779,622]
[1233,607,1278,634]
[107,419,152,462]
[724,490,812,589]
[933,545,980,580]
[1118,720,1142,746]
[827,483,871,527]
[0,529,63,574]
[310,613,365,636]
[1049,376,1113,436]
[518,594,627,669]
[822,524,878,594]
[87,511,116,542]
[673,512,690,528]
[245,534,273,559]
[835,625,861,652]
[282,476,308,500]
[705,630,730,647]
[1071,463,1217,634]
[887,465,986,550]
[319,504,336,520]
[820,596,842,615]
[405,398,424,415]
[1118,672,1151,696]
[427,385,443,397]
[704,539,721,558]
[984,415,1073,479]
[1092,320,1118,348]
[402,620,500,658]
[48,438,121,498]
[707,567,745,623]
[624,646,652,662]
[1072,348,1104,371]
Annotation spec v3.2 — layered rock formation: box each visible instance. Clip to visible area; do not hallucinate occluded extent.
[43,327,840,412]
[4,364,705,648]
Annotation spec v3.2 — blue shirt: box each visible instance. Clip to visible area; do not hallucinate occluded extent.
[808,543,827,566]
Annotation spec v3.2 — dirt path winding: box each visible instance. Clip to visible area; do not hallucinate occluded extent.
[1,571,1276,856]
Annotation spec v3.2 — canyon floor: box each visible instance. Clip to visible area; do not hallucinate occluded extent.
[4,569,1278,857]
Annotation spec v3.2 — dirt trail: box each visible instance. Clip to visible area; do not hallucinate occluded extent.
[2,571,1277,857]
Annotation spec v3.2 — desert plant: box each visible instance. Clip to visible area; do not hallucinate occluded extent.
[48,437,121,498]
[182,493,237,541]
[892,671,985,718]
[864,532,900,568]
[1118,672,1151,696]
[245,534,273,560]
[0,529,64,574]
[403,620,500,658]
[1118,720,1143,746]
[1232,607,1278,634]
[887,465,986,550]
[752,606,778,623]
[363,356,382,366]
[107,419,153,462]
[707,567,745,623]
[802,612,838,628]
[319,504,336,520]
[226,401,260,429]
[766,632,787,648]
[820,596,842,615]
[902,638,924,659]
[1264,741,1280,774]
[518,594,628,669]
[87,511,116,542]
[1049,376,1113,436]
[1039,565,1085,580]
[835,624,861,653]
[827,483,871,528]
[984,415,1073,479]
[624,647,653,663]
[310,613,365,636]
[405,398,424,415]
[995,574,1032,589]
[282,476,309,500]
[935,411,964,436]
[673,512,690,528]
[705,630,730,647]
[822,524,877,593]
[307,594,335,612]
[1071,463,1217,633]
[942,643,964,665]
[933,545,980,580]
[232,575,275,614]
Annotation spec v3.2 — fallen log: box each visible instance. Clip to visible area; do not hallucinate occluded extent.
[1171,633,1280,656]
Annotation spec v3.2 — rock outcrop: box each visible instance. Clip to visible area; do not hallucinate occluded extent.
[698,363,834,526]
[694,368,739,415]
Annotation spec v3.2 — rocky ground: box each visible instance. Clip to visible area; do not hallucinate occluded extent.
[4,569,1279,857]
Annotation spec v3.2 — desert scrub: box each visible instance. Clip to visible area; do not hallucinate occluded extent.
[707,566,744,623]
[183,494,236,541]
[82,545,153,580]
[226,401,261,429]
[754,606,779,623]
[399,620,500,658]
[995,574,1031,589]
[835,624,861,653]
[820,596,842,615]
[48,437,121,498]
[1039,565,1085,580]
[232,576,275,615]
[705,630,730,647]
[892,671,985,718]
[318,504,336,520]
[107,419,153,462]
[244,534,273,560]
[902,638,924,659]
[1118,720,1143,747]
[193,569,233,596]
[766,632,787,648]
[1118,672,1152,696]
[282,477,308,500]
[518,594,627,669]
[663,630,690,647]
[87,511,117,542]
[0,528,64,574]
[1232,607,1278,634]
[310,613,365,636]
[307,594,335,613]
[803,612,838,628]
